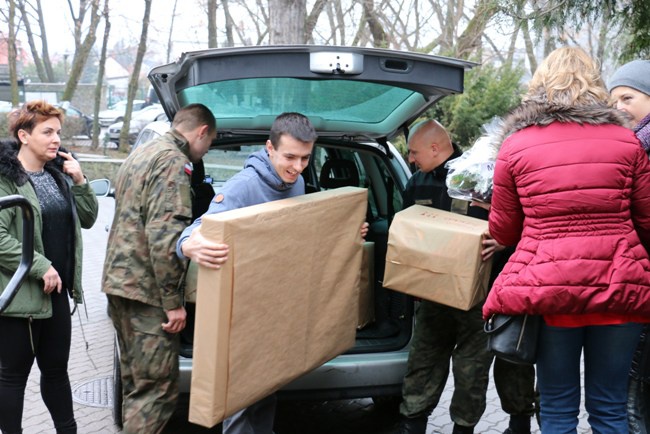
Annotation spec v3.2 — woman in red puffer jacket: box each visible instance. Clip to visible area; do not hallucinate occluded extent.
[483,46,650,434]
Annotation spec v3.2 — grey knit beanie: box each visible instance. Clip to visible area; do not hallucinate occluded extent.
[608,60,650,96]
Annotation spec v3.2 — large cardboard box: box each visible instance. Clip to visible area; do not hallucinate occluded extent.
[189,187,367,428]
[383,205,493,311]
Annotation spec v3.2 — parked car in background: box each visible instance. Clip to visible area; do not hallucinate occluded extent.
[96,99,147,127]
[107,103,165,144]
[130,119,170,152]
[0,101,14,112]
[0,101,91,140]
[56,101,93,139]
[110,45,474,427]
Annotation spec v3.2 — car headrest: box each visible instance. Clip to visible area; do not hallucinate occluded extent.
[319,159,360,189]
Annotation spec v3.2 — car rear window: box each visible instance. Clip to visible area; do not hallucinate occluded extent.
[178,78,424,127]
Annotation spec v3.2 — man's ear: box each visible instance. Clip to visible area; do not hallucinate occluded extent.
[198,124,209,139]
[265,139,274,154]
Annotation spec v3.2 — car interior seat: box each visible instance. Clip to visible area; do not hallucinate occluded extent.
[319,158,360,189]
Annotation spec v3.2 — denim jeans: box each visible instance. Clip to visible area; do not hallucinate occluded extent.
[536,321,642,434]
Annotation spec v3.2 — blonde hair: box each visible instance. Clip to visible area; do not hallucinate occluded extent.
[526,46,609,106]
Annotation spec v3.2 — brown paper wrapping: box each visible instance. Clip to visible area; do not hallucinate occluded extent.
[383,205,493,311]
[189,187,367,427]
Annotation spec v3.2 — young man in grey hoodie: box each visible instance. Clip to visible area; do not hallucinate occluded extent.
[176,112,317,264]
[177,112,316,434]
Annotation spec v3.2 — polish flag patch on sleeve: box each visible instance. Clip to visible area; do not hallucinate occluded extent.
[184,163,193,176]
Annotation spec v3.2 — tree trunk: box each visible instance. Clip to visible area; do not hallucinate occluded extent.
[454,0,499,59]
[268,0,306,44]
[16,0,48,82]
[92,0,110,149]
[8,0,20,106]
[118,0,152,152]
[61,0,101,102]
[362,0,388,48]
[167,0,179,61]
[521,19,537,76]
[36,0,55,81]
[207,0,217,48]
[221,0,235,47]
[304,0,328,43]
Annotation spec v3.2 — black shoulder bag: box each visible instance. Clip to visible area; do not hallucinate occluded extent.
[484,314,541,365]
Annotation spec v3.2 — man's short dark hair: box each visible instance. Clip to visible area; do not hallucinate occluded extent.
[269,112,318,149]
[172,103,216,134]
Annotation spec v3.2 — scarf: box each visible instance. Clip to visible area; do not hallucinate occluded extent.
[634,112,650,154]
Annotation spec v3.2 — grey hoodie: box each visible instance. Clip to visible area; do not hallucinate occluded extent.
[176,148,305,258]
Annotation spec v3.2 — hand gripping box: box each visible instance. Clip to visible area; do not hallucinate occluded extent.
[189,187,367,428]
[383,205,493,311]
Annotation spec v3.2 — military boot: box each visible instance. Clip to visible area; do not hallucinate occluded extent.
[452,423,474,434]
[396,415,428,434]
[503,414,531,434]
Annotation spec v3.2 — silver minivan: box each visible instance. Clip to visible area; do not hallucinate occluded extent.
[113,45,474,426]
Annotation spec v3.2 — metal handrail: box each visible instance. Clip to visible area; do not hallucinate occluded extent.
[0,195,34,313]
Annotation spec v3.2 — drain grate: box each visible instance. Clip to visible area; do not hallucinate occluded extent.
[72,376,113,408]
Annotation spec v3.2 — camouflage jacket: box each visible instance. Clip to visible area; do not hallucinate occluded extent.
[102,129,193,311]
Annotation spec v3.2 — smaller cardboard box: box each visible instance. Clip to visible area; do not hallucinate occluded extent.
[383,205,493,310]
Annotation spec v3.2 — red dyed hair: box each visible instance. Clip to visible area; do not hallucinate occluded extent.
[7,100,64,142]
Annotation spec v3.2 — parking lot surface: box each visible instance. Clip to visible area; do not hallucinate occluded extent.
[20,197,593,433]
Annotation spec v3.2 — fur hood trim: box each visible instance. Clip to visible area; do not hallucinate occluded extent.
[0,139,71,186]
[496,97,632,146]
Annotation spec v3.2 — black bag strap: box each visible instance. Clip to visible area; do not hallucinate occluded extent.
[484,314,515,334]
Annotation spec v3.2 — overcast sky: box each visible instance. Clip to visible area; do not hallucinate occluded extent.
[36,0,211,63]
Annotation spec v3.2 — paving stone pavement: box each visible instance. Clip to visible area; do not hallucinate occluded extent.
[20,197,594,434]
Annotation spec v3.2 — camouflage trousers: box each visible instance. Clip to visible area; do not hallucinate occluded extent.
[107,295,180,434]
[493,357,538,417]
[399,301,493,426]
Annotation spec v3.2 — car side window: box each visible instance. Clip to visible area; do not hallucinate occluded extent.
[203,145,264,190]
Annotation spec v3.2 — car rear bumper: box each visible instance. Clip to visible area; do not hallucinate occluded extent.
[178,348,409,400]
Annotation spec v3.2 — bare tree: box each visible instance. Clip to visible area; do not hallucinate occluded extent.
[268,0,306,44]
[323,1,347,45]
[16,0,46,82]
[359,0,388,47]
[221,0,236,47]
[454,0,500,59]
[118,0,152,152]
[304,0,329,43]
[234,0,269,45]
[15,0,55,82]
[207,0,217,48]
[7,0,20,105]
[167,0,179,61]
[61,0,102,101]
[92,0,110,149]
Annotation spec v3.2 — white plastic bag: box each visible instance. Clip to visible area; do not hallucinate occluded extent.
[445,118,503,203]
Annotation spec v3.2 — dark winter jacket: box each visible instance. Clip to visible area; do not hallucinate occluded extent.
[483,100,650,319]
[0,141,98,318]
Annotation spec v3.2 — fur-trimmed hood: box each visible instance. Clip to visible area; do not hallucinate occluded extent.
[0,139,72,186]
[496,96,633,147]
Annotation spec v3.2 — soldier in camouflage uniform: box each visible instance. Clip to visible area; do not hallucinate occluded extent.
[102,103,217,434]
[395,119,530,434]
[493,357,538,434]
